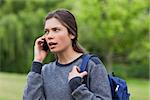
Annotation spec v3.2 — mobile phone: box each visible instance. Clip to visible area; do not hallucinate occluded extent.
[42,39,49,51]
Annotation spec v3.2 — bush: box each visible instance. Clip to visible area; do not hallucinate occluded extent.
[128,64,149,79]
[112,64,149,79]
[112,64,129,79]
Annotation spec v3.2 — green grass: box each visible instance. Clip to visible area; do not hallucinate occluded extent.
[127,78,150,100]
[0,72,26,100]
[0,72,149,100]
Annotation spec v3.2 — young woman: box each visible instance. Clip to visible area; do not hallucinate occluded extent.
[23,9,112,100]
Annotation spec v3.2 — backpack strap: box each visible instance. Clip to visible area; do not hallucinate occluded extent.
[80,54,92,88]
[80,54,103,89]
[80,54,92,72]
[80,54,100,72]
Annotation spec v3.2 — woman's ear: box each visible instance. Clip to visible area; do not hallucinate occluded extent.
[69,34,75,39]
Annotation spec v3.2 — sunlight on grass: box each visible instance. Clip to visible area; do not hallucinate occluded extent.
[0,72,26,100]
[127,78,150,100]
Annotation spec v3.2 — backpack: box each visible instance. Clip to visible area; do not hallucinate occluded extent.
[80,54,130,100]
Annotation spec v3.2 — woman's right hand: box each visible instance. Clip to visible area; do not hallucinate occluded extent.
[33,36,49,63]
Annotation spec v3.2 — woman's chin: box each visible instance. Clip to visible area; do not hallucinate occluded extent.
[50,48,59,53]
[50,48,66,54]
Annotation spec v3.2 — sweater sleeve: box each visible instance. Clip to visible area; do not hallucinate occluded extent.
[23,61,46,100]
[70,58,112,100]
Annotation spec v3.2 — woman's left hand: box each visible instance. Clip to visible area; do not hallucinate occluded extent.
[68,66,88,81]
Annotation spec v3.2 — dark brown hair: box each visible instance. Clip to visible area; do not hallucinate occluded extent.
[45,9,84,53]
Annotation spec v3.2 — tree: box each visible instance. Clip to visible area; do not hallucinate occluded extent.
[70,0,149,72]
[0,0,148,76]
[0,0,64,73]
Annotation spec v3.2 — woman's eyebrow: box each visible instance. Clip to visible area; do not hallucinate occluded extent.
[51,27,59,30]
[52,26,62,30]
[44,28,49,31]
[45,26,60,29]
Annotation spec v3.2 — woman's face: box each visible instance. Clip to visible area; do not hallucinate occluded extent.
[44,17,74,53]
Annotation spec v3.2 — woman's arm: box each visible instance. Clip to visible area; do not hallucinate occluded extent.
[23,61,45,100]
[23,36,48,100]
[69,57,112,100]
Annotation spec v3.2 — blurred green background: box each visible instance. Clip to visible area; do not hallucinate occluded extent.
[0,0,149,100]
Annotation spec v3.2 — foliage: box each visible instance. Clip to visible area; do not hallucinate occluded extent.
[113,64,149,79]
[0,0,64,73]
[71,0,149,71]
[0,0,149,77]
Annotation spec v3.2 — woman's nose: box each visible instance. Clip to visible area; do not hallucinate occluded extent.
[46,33,54,40]
[48,36,53,40]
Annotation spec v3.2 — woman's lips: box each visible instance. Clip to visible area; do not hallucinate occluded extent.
[48,42,58,49]
[48,42,57,46]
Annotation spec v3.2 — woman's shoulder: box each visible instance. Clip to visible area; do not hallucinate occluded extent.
[41,61,56,72]
[89,54,103,65]
[83,53,102,65]
[84,53,105,69]
[85,54,107,74]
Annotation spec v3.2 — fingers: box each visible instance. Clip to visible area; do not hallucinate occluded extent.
[80,71,88,78]
[35,35,47,47]
[76,67,80,72]
[72,66,80,72]
[35,37,43,45]
[71,66,88,78]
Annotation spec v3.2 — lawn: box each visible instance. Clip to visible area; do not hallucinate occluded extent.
[0,72,26,100]
[127,78,150,100]
[0,72,149,100]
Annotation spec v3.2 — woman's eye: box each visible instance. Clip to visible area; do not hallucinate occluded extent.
[45,30,49,34]
[53,28,60,32]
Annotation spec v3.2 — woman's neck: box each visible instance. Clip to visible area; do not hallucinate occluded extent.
[56,50,83,65]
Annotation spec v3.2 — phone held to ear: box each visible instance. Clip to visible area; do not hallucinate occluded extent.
[42,39,49,51]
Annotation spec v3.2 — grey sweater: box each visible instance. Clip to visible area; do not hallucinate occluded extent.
[23,55,112,100]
